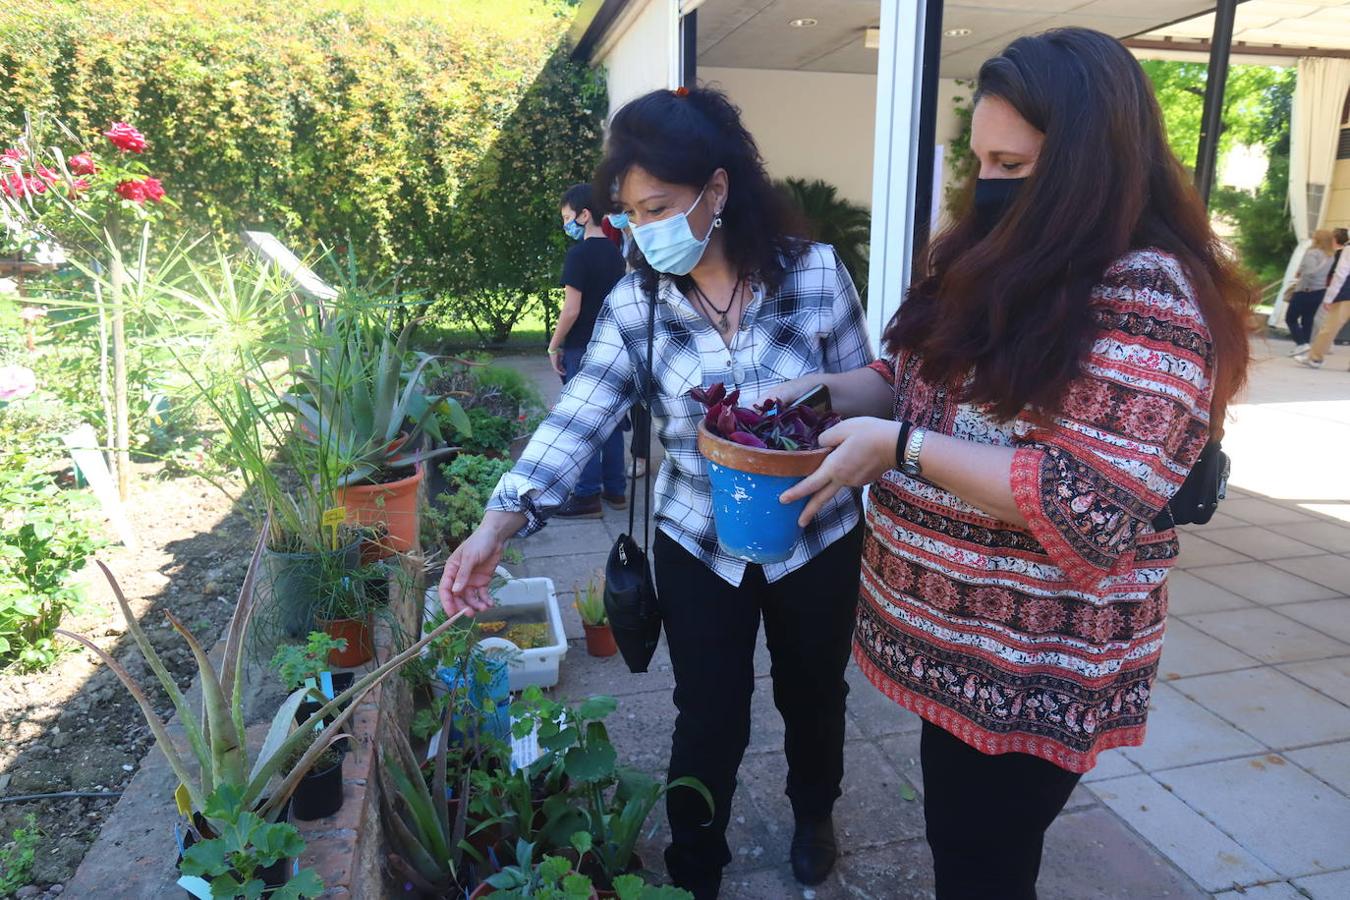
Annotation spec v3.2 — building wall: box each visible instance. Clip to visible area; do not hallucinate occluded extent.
[597,0,675,118]
[700,66,878,207]
[1324,158,1350,227]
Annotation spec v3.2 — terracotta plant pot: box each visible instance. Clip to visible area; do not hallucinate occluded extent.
[582,623,618,658]
[696,422,830,564]
[335,464,423,557]
[319,616,374,667]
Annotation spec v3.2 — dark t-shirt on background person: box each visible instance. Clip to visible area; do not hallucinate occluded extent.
[560,236,626,350]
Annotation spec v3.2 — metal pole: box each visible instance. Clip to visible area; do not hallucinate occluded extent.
[911,0,944,269]
[1194,0,1238,205]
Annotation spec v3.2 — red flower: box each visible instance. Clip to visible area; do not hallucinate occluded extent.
[2,147,22,162]
[34,166,57,183]
[24,174,46,195]
[115,179,147,203]
[68,153,96,176]
[68,177,91,196]
[141,176,165,202]
[103,122,147,153]
[0,173,25,197]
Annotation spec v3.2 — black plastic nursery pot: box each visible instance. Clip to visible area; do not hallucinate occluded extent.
[294,672,357,730]
[178,804,292,897]
[290,752,345,821]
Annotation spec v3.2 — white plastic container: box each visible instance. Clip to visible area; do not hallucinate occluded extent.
[422,567,568,691]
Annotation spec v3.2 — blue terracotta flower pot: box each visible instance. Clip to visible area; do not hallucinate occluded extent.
[697,423,830,564]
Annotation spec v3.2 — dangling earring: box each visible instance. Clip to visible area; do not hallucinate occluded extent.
[713,210,723,229]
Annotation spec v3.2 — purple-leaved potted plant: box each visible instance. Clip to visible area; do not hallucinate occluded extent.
[691,383,840,563]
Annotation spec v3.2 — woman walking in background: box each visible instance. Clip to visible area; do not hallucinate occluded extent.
[1285,229,1334,356]
[774,28,1254,899]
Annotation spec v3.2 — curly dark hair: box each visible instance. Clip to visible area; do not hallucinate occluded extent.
[594,86,807,296]
[886,28,1254,422]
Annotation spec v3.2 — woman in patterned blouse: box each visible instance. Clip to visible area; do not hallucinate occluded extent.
[777,28,1255,899]
[439,87,872,897]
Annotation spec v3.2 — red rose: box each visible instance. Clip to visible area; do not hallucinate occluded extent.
[0,173,25,197]
[103,122,147,153]
[24,174,46,194]
[141,177,165,202]
[115,179,147,203]
[68,153,96,175]
[2,148,22,162]
[35,166,57,183]
[68,177,91,196]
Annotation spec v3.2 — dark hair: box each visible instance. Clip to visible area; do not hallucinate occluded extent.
[594,86,806,295]
[1336,227,1349,245]
[560,182,600,220]
[885,28,1254,422]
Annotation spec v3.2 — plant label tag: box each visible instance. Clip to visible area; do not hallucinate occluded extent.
[177,876,213,899]
[320,670,335,700]
[322,506,346,547]
[174,782,191,816]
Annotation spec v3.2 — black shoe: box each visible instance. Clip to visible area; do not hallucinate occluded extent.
[790,816,837,886]
[553,495,604,519]
[602,492,627,510]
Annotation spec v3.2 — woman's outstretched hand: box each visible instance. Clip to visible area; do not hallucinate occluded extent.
[780,417,901,527]
[438,511,524,616]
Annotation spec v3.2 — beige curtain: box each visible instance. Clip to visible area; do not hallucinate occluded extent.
[1276,58,1350,325]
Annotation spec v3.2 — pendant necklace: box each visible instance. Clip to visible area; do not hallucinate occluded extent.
[692,280,739,333]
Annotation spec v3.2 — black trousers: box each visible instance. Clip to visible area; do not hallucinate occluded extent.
[654,526,864,898]
[1287,289,1323,346]
[921,722,1082,900]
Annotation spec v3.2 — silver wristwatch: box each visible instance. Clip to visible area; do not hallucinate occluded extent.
[900,427,927,477]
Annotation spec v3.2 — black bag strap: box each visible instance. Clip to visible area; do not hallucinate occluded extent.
[626,286,657,555]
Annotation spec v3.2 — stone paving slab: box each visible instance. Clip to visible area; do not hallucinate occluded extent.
[1182,606,1349,664]
[1171,666,1350,748]
[1088,774,1279,891]
[1157,753,1350,877]
[1294,868,1350,899]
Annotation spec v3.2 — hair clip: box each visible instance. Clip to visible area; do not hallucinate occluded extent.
[673,86,690,98]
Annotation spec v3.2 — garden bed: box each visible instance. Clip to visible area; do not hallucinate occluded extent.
[0,462,253,893]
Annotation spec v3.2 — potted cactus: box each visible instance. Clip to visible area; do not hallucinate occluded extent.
[691,383,839,564]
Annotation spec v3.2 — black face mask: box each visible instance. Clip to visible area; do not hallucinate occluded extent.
[972,176,1027,237]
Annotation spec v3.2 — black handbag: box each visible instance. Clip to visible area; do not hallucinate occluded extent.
[1153,439,1230,530]
[603,289,661,673]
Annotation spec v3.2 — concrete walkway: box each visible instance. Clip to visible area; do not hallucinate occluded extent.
[505,337,1350,899]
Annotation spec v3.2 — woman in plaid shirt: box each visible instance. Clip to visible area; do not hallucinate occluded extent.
[439,87,872,897]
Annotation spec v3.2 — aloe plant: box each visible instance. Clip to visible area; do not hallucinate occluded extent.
[281,314,470,487]
[56,524,469,820]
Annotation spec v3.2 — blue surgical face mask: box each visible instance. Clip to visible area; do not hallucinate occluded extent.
[607,211,629,230]
[563,217,585,241]
[629,187,715,276]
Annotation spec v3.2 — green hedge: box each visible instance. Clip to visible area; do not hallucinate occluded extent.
[0,0,605,339]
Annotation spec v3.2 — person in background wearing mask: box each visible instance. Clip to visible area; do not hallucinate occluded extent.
[549,183,628,517]
[1284,229,1334,356]
[441,87,872,898]
[1298,224,1350,369]
[771,28,1253,899]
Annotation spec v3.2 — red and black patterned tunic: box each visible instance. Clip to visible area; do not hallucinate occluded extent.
[857,249,1214,773]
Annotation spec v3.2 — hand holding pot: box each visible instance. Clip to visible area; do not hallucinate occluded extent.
[780,416,901,526]
[439,511,522,616]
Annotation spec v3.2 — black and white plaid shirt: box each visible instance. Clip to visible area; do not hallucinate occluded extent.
[488,242,873,586]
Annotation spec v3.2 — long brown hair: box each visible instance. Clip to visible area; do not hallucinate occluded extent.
[886,28,1253,423]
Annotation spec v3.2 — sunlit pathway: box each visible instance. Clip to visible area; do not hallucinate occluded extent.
[503,336,1350,899]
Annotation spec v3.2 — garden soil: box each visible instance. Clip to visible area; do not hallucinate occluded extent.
[0,462,252,895]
